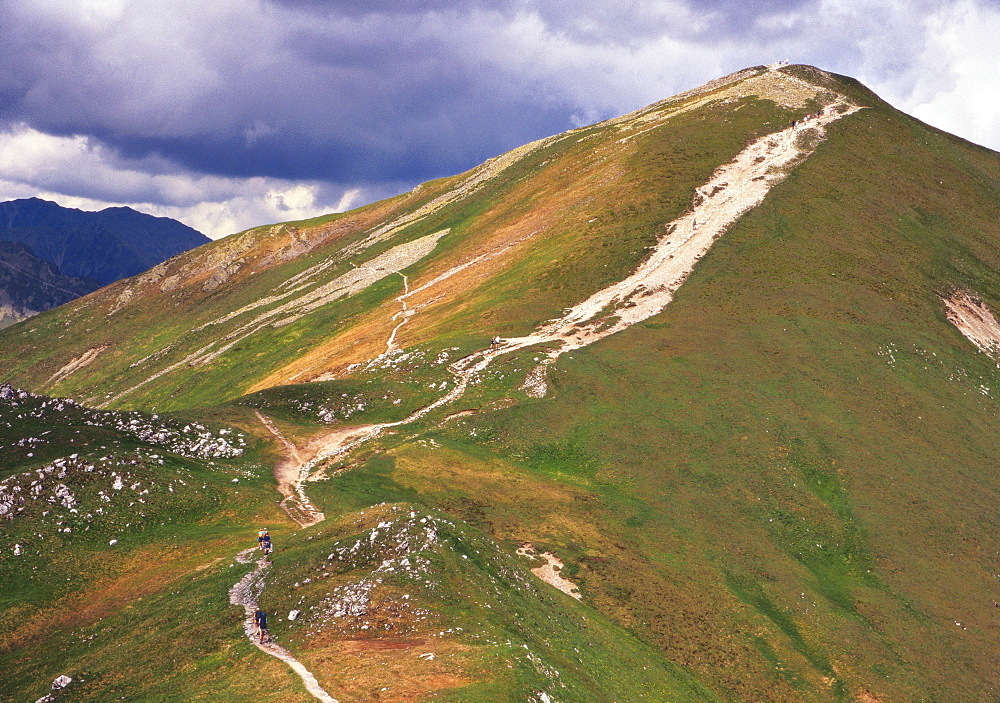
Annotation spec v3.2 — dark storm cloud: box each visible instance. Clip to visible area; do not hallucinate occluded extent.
[0,0,582,185]
[0,0,833,186]
[0,0,997,237]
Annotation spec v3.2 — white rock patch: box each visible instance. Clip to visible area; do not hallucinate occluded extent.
[943,291,1000,361]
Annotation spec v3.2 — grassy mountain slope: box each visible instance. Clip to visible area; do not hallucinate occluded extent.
[0,385,308,701]
[0,385,714,702]
[0,66,820,411]
[3,65,1000,701]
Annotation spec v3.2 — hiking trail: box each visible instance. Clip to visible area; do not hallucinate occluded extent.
[254,410,325,527]
[246,79,863,620]
[229,548,338,703]
[384,273,411,355]
[289,95,864,477]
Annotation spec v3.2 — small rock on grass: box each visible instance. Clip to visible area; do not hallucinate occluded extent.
[52,675,73,690]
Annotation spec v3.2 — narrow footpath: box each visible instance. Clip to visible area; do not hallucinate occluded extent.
[229,548,338,703]
[285,96,864,477]
[230,93,862,702]
[254,409,325,527]
[230,415,337,700]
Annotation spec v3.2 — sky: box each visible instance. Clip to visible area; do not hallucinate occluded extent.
[1,0,998,238]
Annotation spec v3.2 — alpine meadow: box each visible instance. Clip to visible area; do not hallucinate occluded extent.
[3,64,1000,702]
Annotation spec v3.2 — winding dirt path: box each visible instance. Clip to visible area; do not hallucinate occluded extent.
[225,80,862,695]
[254,410,325,527]
[229,549,339,703]
[467,100,862,389]
[100,230,450,408]
[292,96,863,477]
[384,273,411,355]
[230,418,341,698]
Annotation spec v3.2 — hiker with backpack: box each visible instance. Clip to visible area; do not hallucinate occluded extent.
[253,606,269,643]
[262,531,272,555]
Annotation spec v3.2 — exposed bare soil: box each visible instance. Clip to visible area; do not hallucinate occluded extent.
[282,77,863,487]
[517,544,582,600]
[254,410,326,528]
[943,290,1000,361]
[483,101,861,382]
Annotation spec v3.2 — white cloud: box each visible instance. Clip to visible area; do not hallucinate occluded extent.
[882,0,1000,149]
[486,0,1000,152]
[0,124,366,238]
[729,0,1000,151]
[449,8,737,124]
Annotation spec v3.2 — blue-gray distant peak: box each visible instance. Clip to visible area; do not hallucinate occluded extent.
[0,240,101,329]
[0,198,209,286]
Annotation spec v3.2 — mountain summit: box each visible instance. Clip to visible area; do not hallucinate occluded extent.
[2,65,1000,701]
[0,64,894,409]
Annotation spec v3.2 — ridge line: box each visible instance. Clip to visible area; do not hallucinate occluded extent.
[291,94,864,473]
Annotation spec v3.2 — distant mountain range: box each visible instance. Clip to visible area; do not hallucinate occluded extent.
[0,198,209,286]
[0,198,209,326]
[0,241,100,329]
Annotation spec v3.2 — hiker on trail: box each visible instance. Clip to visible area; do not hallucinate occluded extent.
[253,606,269,643]
[491,335,501,347]
[262,532,272,555]
[258,528,268,552]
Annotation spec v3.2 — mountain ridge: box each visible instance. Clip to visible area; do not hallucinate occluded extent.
[3,64,1000,701]
[0,241,100,329]
[0,197,210,286]
[0,64,874,409]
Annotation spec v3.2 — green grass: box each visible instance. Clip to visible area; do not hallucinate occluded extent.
[259,503,719,701]
[279,86,1000,700]
[0,89,808,413]
[0,390,307,701]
